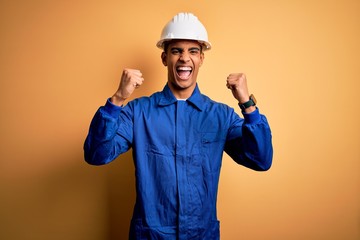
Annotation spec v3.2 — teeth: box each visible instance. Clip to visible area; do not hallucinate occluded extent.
[177,66,192,71]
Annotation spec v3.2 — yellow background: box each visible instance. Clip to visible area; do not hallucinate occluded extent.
[0,0,359,239]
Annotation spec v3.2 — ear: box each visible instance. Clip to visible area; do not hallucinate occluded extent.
[161,52,167,66]
[199,52,205,67]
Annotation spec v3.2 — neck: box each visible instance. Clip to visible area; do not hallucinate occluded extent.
[167,83,195,100]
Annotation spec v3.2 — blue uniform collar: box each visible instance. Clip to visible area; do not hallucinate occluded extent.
[158,84,204,111]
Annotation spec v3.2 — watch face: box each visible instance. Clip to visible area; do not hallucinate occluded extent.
[250,94,257,105]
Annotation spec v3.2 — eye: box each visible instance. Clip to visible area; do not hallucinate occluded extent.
[171,48,181,55]
[189,48,200,55]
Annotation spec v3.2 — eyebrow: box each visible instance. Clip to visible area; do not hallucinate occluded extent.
[170,47,201,52]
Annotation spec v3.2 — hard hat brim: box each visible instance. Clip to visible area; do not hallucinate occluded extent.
[156,38,212,51]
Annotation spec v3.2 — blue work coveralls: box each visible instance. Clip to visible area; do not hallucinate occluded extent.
[84,84,273,239]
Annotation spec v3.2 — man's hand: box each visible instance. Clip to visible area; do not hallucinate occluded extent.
[226,73,255,113]
[111,69,144,106]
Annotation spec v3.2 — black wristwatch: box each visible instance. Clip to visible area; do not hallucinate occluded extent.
[239,94,257,110]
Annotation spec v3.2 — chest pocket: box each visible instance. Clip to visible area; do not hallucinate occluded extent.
[202,132,221,144]
[200,131,226,172]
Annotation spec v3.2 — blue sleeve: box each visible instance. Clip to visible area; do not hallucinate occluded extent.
[83,99,133,165]
[224,107,273,171]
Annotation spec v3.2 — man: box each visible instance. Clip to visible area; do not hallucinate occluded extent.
[84,12,273,240]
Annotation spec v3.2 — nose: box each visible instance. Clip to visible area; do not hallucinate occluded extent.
[179,51,190,62]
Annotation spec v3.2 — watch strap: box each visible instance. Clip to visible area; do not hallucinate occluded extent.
[239,94,256,110]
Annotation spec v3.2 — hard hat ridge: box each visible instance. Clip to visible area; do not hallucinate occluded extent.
[173,12,197,23]
[156,12,211,51]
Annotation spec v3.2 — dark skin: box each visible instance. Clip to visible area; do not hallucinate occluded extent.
[160,40,204,99]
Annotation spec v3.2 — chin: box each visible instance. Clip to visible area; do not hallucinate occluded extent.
[176,78,194,88]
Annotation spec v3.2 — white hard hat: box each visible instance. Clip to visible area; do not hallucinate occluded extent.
[156,12,211,51]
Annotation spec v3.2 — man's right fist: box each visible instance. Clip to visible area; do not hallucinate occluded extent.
[111,69,144,106]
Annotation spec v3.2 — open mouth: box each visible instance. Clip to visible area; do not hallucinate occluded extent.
[176,66,192,80]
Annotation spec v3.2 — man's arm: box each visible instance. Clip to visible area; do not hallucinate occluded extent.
[225,108,273,171]
[83,69,144,165]
[225,73,273,170]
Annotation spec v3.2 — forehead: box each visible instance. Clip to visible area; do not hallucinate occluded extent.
[167,40,202,49]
